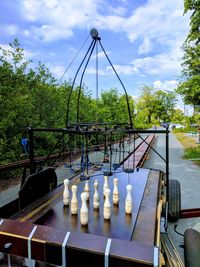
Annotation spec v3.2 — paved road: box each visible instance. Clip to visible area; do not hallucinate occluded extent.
[144,132,200,209]
[143,131,200,260]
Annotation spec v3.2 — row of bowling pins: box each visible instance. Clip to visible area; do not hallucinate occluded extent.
[63,177,133,225]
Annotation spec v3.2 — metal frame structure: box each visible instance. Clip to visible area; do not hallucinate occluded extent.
[65,29,133,128]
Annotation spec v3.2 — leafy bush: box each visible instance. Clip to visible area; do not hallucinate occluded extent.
[184,147,200,160]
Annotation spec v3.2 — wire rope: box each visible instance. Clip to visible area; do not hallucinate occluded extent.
[57,34,90,85]
[65,39,95,127]
[76,40,97,123]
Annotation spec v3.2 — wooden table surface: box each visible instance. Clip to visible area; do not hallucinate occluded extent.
[35,168,150,240]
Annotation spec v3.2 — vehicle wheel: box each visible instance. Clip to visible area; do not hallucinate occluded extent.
[168,179,181,222]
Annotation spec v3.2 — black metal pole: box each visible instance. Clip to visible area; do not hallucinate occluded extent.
[28,127,36,174]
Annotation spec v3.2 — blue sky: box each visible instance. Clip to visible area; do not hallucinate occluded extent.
[0,0,190,111]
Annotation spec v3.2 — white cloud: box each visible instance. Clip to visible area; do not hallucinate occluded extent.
[94,15,125,32]
[94,0,189,74]
[84,43,183,79]
[138,36,153,54]
[123,0,189,46]
[86,64,139,76]
[31,24,73,42]
[108,64,139,75]
[91,51,109,59]
[108,6,127,16]
[131,49,182,77]
[19,0,189,64]
[153,80,178,92]
[47,63,68,78]
[86,67,109,75]
[21,0,100,41]
[5,25,19,36]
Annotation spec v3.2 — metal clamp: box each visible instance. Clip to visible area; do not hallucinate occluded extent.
[62,232,70,267]
[27,225,37,267]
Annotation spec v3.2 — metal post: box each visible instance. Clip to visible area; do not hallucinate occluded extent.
[166,126,169,202]
[28,127,36,174]
[7,254,11,267]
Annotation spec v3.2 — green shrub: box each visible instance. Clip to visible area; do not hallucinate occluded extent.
[184,147,200,160]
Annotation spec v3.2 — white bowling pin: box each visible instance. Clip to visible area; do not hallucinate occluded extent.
[63,179,70,205]
[80,192,89,225]
[103,175,109,197]
[71,185,78,215]
[93,179,100,209]
[113,178,119,205]
[84,180,90,201]
[125,184,132,214]
[104,188,111,220]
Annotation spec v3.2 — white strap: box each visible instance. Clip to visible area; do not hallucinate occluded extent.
[153,246,159,267]
[28,226,37,260]
[62,232,70,267]
[105,238,112,267]
[0,219,4,226]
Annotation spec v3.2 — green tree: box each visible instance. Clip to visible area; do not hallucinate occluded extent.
[0,40,67,161]
[0,39,32,162]
[118,94,134,124]
[135,86,177,128]
[176,0,200,112]
[98,88,134,124]
[171,109,185,123]
[137,85,156,124]
[154,90,177,122]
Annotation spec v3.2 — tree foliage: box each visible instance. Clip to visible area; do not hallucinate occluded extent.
[135,85,177,127]
[176,0,200,110]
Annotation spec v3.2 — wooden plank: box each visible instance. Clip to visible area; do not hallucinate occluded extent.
[110,238,153,267]
[131,170,161,245]
[0,218,154,266]
[66,232,107,267]
[123,135,155,169]
[0,219,36,258]
[31,224,66,265]
[32,169,149,241]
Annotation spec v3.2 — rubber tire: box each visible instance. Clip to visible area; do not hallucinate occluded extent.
[168,179,181,222]
[184,229,200,267]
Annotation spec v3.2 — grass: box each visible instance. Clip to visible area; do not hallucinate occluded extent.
[174,133,200,163]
